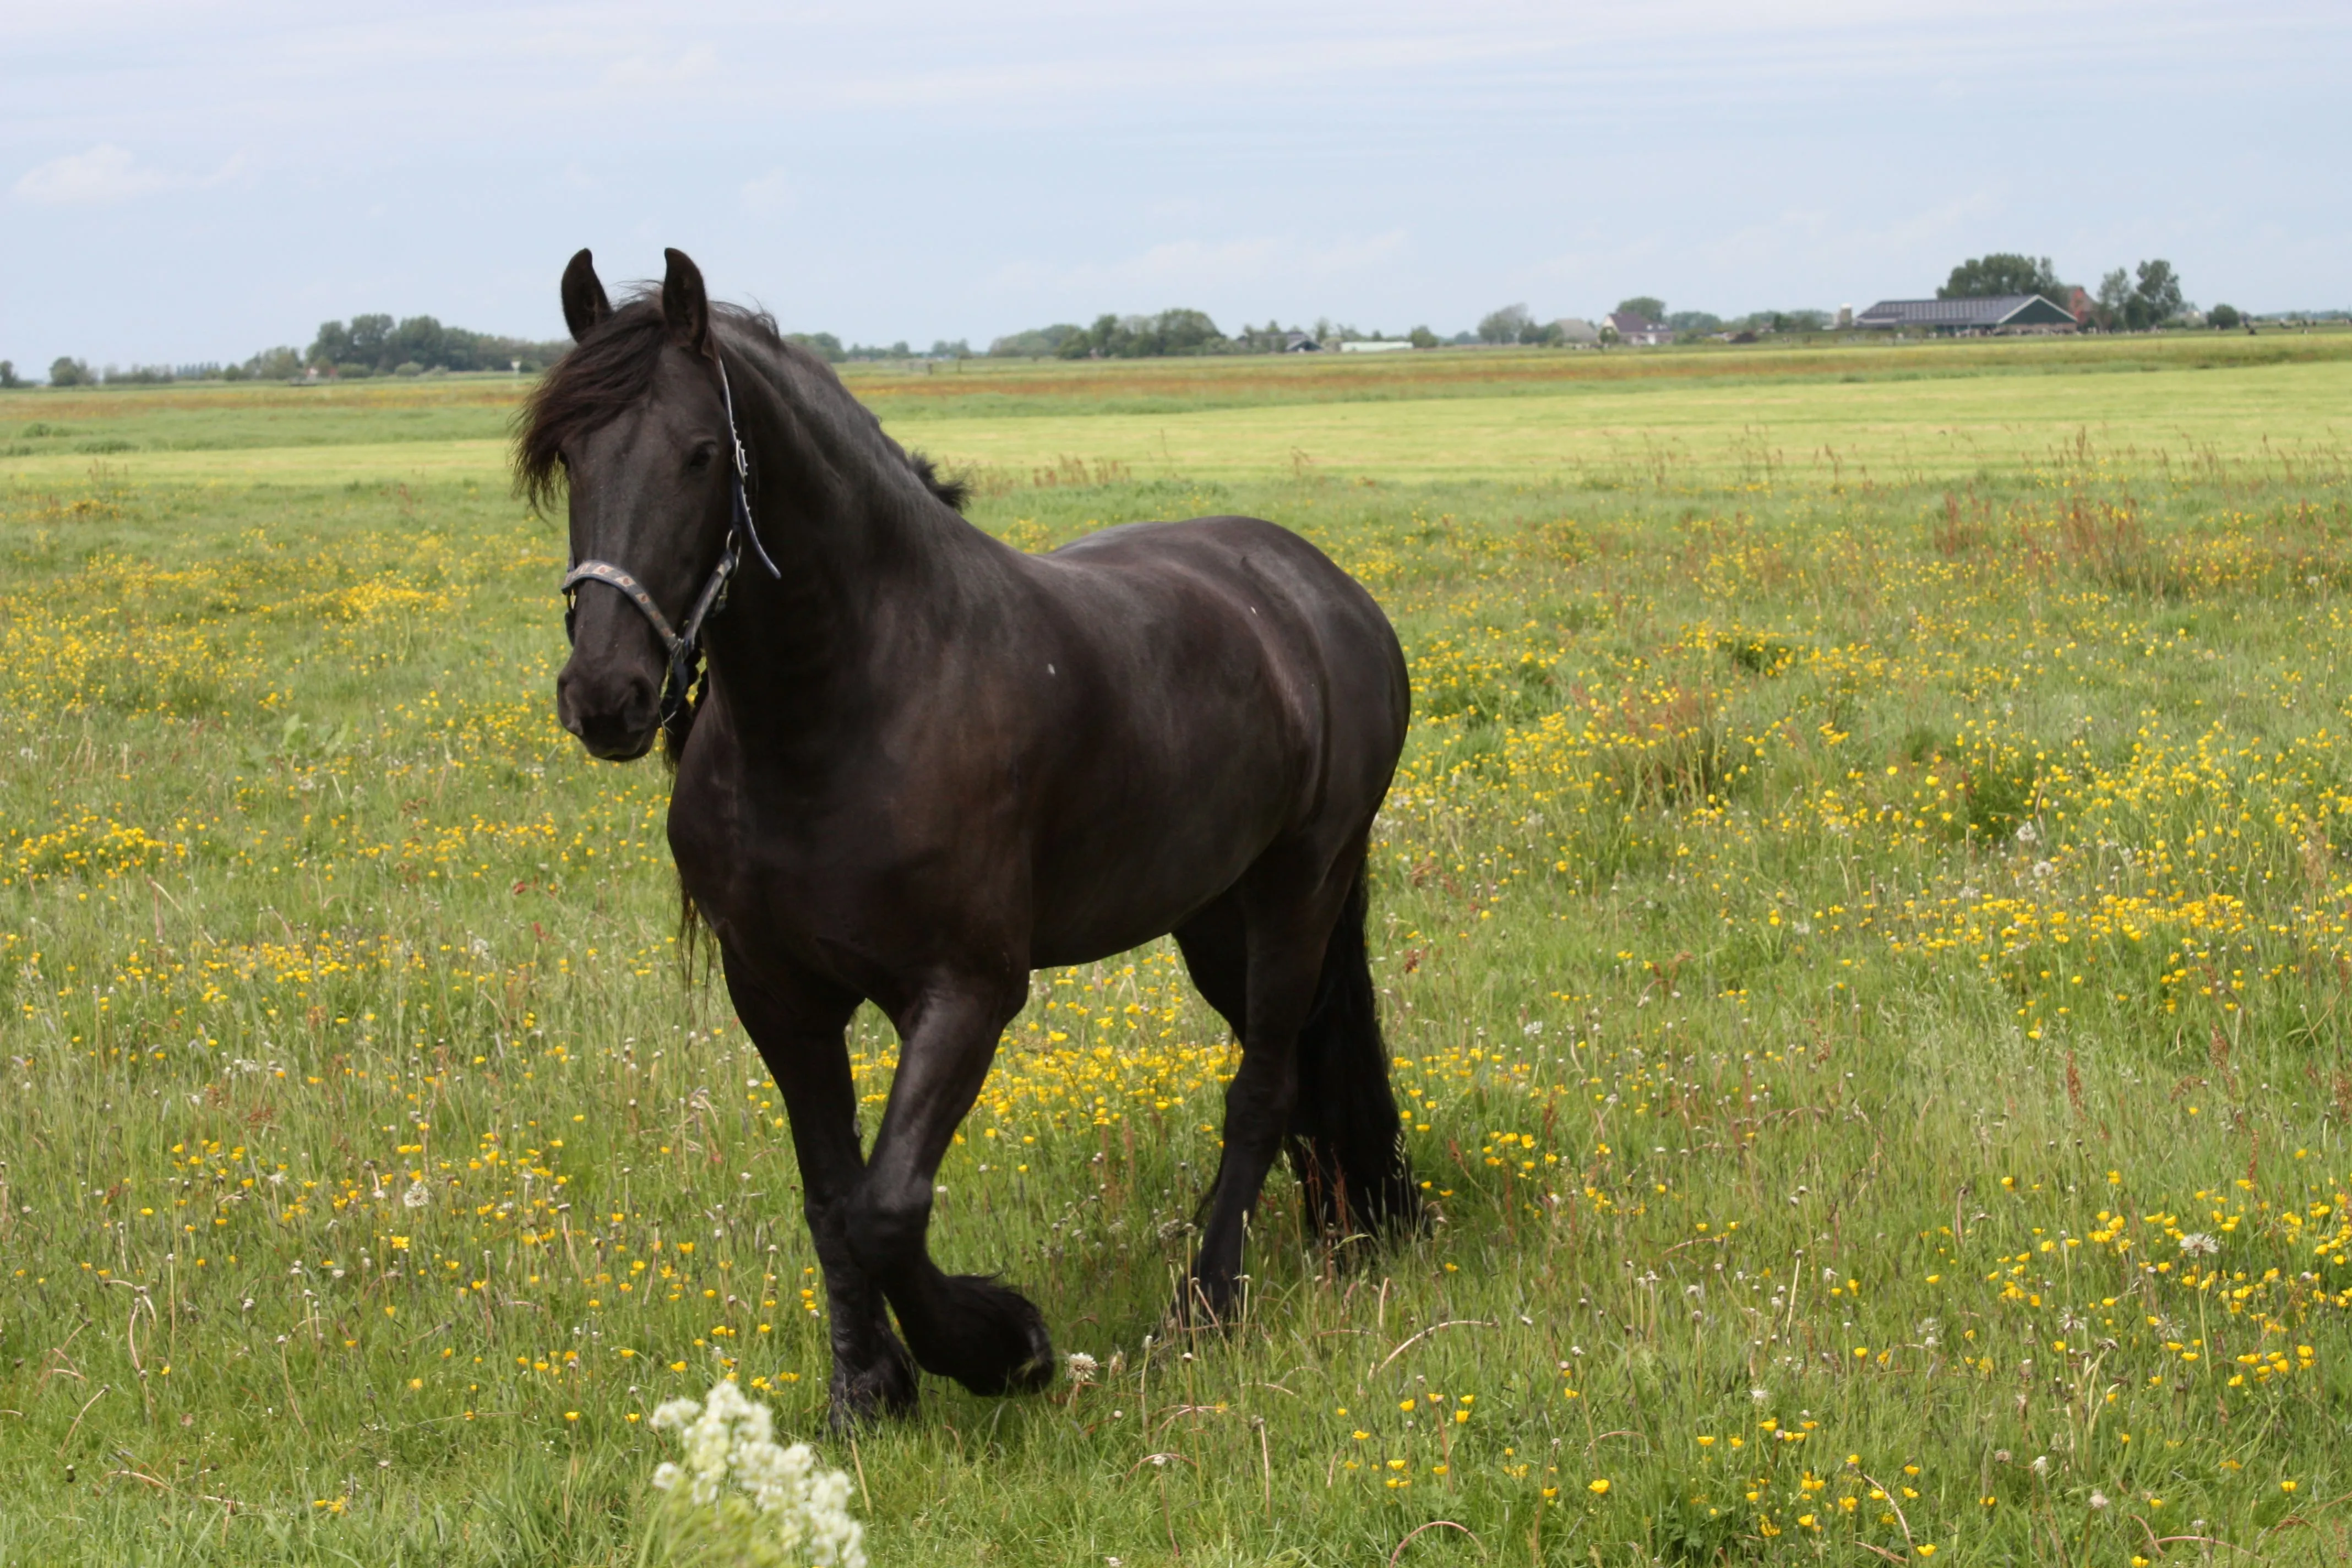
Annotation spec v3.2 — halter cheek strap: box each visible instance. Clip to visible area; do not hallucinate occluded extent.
[716,355,780,579]
[560,349,782,749]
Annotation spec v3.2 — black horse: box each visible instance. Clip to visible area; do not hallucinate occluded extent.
[522,248,1420,1421]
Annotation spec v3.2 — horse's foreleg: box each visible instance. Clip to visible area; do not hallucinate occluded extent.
[847,978,1054,1396]
[726,957,917,1425]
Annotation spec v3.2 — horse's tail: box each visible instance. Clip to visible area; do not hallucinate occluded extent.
[1286,862,1424,1238]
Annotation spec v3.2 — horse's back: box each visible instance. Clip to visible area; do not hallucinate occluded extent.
[1033,514,1403,709]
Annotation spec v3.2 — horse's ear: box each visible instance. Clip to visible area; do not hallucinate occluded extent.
[560,248,611,342]
[662,248,711,357]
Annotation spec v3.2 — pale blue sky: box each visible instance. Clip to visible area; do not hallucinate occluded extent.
[4,0,2345,368]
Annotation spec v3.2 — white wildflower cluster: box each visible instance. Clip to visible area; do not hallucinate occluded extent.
[649,1379,865,1568]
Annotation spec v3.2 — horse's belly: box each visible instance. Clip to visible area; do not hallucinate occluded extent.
[1020,764,1287,965]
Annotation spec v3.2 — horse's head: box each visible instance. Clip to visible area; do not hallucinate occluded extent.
[526,247,742,762]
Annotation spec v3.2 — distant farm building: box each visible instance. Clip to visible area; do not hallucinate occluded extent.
[1854,295,2078,334]
[1553,318,1600,346]
[1607,311,1674,346]
[1338,339,1413,353]
[1283,331,1321,352]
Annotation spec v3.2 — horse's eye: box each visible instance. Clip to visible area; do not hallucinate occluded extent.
[688,445,717,472]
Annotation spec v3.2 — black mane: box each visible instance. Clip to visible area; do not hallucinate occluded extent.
[515,296,967,514]
[908,452,971,513]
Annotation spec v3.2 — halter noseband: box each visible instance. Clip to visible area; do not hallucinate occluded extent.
[559,352,781,749]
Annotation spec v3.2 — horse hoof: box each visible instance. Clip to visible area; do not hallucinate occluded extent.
[929,1275,1055,1396]
[976,1286,1055,1396]
[828,1346,918,1428]
[1005,1298,1056,1393]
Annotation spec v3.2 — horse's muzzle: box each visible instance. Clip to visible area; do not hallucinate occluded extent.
[557,658,661,761]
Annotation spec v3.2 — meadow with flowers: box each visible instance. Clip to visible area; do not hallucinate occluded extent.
[5,335,2352,1565]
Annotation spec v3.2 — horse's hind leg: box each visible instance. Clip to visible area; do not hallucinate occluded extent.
[1178,853,1355,1324]
[1173,887,1249,1039]
[846,976,1056,1397]
[725,955,917,1425]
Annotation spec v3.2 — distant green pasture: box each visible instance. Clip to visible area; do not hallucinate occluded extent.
[5,344,2346,490]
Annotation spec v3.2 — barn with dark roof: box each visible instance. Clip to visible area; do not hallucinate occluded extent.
[1854,295,2079,333]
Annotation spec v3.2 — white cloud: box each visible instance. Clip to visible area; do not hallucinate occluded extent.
[12,144,248,205]
[14,144,168,204]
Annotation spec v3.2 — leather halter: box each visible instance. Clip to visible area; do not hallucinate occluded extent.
[560,351,780,745]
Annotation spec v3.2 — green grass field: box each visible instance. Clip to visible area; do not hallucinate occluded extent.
[6,337,2352,1566]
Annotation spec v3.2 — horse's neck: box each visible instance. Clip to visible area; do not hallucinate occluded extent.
[704,477,999,727]
[705,355,1008,721]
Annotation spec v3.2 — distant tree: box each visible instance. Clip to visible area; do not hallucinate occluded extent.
[48,356,91,386]
[929,339,972,359]
[1477,304,1533,344]
[2093,268,2133,330]
[989,325,1082,357]
[1615,296,1666,323]
[347,314,393,365]
[2209,303,2243,330]
[1059,317,1113,358]
[1408,325,1439,349]
[1596,320,1621,348]
[1052,309,1228,360]
[309,320,352,367]
[1151,309,1225,355]
[302,313,563,374]
[1666,311,1722,334]
[1939,254,2061,300]
[0,360,18,389]
[787,331,845,362]
[2129,259,2185,328]
[224,346,303,382]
